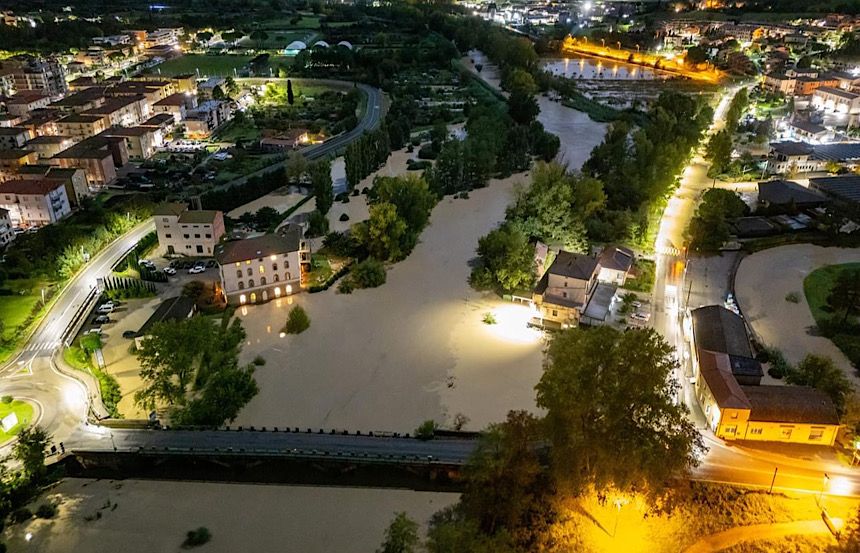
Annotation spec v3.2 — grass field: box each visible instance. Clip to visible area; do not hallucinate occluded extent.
[0,400,35,444]
[238,30,316,49]
[147,55,254,77]
[803,263,860,323]
[0,279,51,342]
[258,15,321,30]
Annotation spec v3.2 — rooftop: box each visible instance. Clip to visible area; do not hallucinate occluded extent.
[742,385,840,425]
[814,86,859,100]
[813,143,860,162]
[215,231,302,266]
[789,120,827,135]
[179,210,220,224]
[810,175,860,203]
[0,178,64,195]
[758,179,828,206]
[770,141,814,157]
[699,350,751,410]
[0,126,29,136]
[136,296,196,337]
[154,93,189,106]
[57,114,108,125]
[0,149,34,159]
[597,245,634,272]
[153,202,187,217]
[545,250,599,281]
[691,305,755,359]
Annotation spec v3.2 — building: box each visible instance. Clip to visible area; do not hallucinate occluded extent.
[17,165,89,206]
[6,92,50,117]
[811,86,860,115]
[198,77,226,100]
[0,207,13,247]
[25,135,75,160]
[757,179,829,209]
[185,100,232,139]
[17,109,62,138]
[154,202,226,256]
[0,56,67,97]
[0,149,37,178]
[0,178,72,228]
[596,245,635,286]
[810,175,860,204]
[0,127,32,150]
[152,93,196,123]
[51,135,129,187]
[259,129,310,152]
[766,141,819,174]
[788,120,829,142]
[56,114,111,139]
[690,306,839,445]
[133,295,196,349]
[81,95,149,127]
[215,230,310,305]
[101,127,160,160]
[796,76,840,97]
[763,72,796,96]
[533,250,600,328]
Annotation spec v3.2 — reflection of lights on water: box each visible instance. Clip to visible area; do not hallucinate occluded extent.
[241,306,248,316]
[486,305,542,344]
[279,332,286,338]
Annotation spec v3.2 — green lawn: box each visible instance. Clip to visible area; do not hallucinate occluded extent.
[213,118,261,143]
[307,254,333,288]
[803,263,860,323]
[258,15,321,30]
[0,278,51,342]
[0,400,35,444]
[146,55,254,77]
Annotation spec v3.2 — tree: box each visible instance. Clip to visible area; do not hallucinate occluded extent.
[13,426,51,481]
[831,505,860,552]
[470,223,535,293]
[250,29,269,49]
[705,129,733,176]
[286,150,308,185]
[211,85,225,100]
[338,258,386,293]
[284,305,310,334]
[354,203,409,261]
[306,209,329,238]
[287,79,295,106]
[372,174,436,234]
[80,332,102,354]
[687,188,748,251]
[378,512,420,553]
[535,326,703,493]
[174,363,259,426]
[827,268,860,325]
[507,91,539,126]
[686,45,709,65]
[224,76,239,96]
[787,354,852,417]
[309,158,333,215]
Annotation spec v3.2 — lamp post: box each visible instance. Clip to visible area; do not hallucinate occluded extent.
[612,498,627,538]
[818,473,830,507]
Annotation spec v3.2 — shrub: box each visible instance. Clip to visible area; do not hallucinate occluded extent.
[338,258,386,294]
[352,189,360,196]
[482,312,497,325]
[35,503,58,519]
[284,305,310,334]
[415,419,437,441]
[306,209,329,238]
[417,144,437,160]
[339,213,349,222]
[361,187,370,195]
[183,527,212,548]
[0,396,11,404]
[9,508,32,523]
[252,355,266,366]
[785,292,800,303]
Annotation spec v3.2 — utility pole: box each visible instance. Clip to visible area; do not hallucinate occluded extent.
[769,467,778,493]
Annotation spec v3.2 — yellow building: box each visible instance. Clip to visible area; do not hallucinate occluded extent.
[691,306,840,446]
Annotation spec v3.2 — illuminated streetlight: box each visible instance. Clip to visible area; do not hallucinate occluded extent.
[818,473,830,506]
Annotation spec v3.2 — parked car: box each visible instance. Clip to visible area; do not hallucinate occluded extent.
[83,328,102,336]
[93,315,110,325]
[630,312,651,322]
[163,267,177,276]
[631,300,642,309]
[96,301,116,313]
[188,265,205,274]
[122,330,137,339]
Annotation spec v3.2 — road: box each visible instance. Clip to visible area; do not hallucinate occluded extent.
[0,79,384,452]
[651,86,860,498]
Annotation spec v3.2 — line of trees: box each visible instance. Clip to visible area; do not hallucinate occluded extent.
[344,128,391,190]
[686,188,749,251]
[705,88,750,177]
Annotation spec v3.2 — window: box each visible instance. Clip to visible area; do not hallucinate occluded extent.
[247,267,252,276]
[283,260,290,269]
[162,217,169,222]
[260,277,266,285]
[248,279,255,287]
[183,234,190,239]
[194,234,200,238]
[205,234,211,239]
[272,263,278,272]
[562,291,567,298]
[285,272,291,280]
[780,426,793,439]
[552,310,558,317]
[808,428,825,441]
[196,245,203,254]
[273,273,279,282]
[238,281,244,289]
[236,270,242,278]
[165,234,171,238]
[749,428,763,435]
[259,265,265,274]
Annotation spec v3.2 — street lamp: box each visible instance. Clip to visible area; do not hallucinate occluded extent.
[818,473,830,506]
[612,497,628,538]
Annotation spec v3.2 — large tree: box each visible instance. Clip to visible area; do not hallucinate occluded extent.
[13,426,51,481]
[372,174,436,234]
[535,326,703,493]
[687,188,748,251]
[353,202,409,261]
[309,158,333,215]
[285,150,308,185]
[827,267,860,325]
[470,223,535,293]
[787,354,852,417]
[378,512,420,553]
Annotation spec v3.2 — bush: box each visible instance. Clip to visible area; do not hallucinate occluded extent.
[785,292,800,303]
[339,213,350,222]
[482,312,497,325]
[361,187,370,195]
[415,419,437,441]
[338,258,386,294]
[183,527,212,548]
[306,209,329,238]
[417,144,437,160]
[252,355,266,366]
[406,159,431,171]
[0,396,11,404]
[9,508,32,523]
[35,503,58,519]
[352,189,360,196]
[284,305,310,334]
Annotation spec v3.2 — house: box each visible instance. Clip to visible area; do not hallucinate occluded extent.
[690,305,839,445]
[133,295,197,349]
[56,113,110,139]
[809,175,860,205]
[763,72,796,95]
[765,141,820,174]
[101,127,160,160]
[152,93,196,123]
[0,127,32,150]
[757,179,829,209]
[198,77,226,100]
[5,92,50,117]
[17,165,89,205]
[259,129,310,151]
[0,149,37,178]
[811,86,860,115]
[51,88,107,113]
[788,120,828,142]
[796,76,840,97]
[25,135,74,159]
[596,245,635,286]
[0,178,71,228]
[0,207,13,247]
[0,56,67,96]
[51,135,129,187]
[18,109,62,137]
[154,202,226,256]
[215,230,310,305]
[185,100,232,139]
[533,250,600,329]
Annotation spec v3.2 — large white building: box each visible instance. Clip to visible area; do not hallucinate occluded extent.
[0,178,72,228]
[154,203,226,256]
[0,207,14,248]
[215,229,310,305]
[811,86,860,115]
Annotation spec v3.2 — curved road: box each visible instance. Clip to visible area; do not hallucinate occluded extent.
[0,79,384,452]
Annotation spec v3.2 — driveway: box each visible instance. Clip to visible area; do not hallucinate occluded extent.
[734,244,860,383]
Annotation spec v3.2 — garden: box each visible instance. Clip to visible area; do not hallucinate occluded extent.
[0,398,35,444]
[804,262,860,371]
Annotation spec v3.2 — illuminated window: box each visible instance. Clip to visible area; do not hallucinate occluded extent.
[749,428,762,435]
[239,294,247,304]
[259,265,265,274]
[274,287,281,297]
[245,260,251,265]
[809,428,824,441]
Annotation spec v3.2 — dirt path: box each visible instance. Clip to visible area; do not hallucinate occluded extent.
[683,519,835,553]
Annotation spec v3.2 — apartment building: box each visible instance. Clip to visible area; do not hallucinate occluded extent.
[0,127,32,150]
[811,86,860,115]
[154,203,226,257]
[56,114,111,139]
[81,95,149,127]
[185,100,232,139]
[795,76,840,96]
[0,149,37,179]
[0,178,71,228]
[0,56,67,97]
[215,229,309,305]
[101,126,160,160]
[18,165,89,206]
[6,92,50,117]
[0,207,13,247]
[152,93,196,123]
[533,251,600,328]
[51,135,128,187]
[51,88,108,113]
[18,109,62,138]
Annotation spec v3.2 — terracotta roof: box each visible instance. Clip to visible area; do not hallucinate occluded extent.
[742,385,840,425]
[0,178,64,196]
[698,350,751,410]
[154,93,188,106]
[215,231,302,265]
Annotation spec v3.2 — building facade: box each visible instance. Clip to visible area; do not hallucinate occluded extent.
[0,178,71,228]
[154,203,226,256]
[0,207,13,247]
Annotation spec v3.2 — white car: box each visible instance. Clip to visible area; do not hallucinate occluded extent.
[188,265,205,274]
[97,302,116,313]
[631,312,651,322]
[163,267,177,276]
